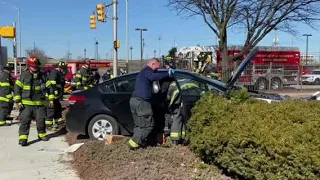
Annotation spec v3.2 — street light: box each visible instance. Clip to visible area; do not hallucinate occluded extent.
[1,0,21,57]
[303,34,312,66]
[130,46,133,61]
[135,28,147,68]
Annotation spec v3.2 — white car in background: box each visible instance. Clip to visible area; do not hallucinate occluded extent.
[302,69,320,85]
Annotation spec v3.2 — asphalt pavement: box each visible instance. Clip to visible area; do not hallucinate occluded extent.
[0,118,79,180]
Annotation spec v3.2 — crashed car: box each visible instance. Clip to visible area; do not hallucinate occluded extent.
[66,47,284,140]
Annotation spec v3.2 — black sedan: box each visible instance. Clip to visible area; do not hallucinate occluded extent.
[66,47,284,140]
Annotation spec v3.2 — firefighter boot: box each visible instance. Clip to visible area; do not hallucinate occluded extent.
[19,139,28,146]
[38,134,49,141]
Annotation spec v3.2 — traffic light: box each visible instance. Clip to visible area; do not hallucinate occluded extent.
[90,14,96,29]
[96,4,106,22]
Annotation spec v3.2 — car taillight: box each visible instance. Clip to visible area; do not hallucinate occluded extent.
[68,95,87,105]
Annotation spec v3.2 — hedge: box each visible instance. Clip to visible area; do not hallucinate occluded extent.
[187,89,320,180]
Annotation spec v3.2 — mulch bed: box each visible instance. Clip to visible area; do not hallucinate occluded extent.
[65,133,232,180]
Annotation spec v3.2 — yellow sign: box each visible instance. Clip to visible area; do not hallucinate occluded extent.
[0,26,15,38]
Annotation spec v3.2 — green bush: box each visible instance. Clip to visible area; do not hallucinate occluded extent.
[187,90,320,180]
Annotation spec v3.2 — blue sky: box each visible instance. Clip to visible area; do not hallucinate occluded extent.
[1,0,320,60]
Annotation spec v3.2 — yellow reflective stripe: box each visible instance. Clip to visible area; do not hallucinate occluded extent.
[84,86,88,90]
[170,132,181,138]
[57,118,64,122]
[35,86,41,90]
[181,131,186,138]
[50,80,56,85]
[21,100,45,106]
[38,133,47,138]
[45,121,53,125]
[48,95,55,100]
[23,85,30,90]
[82,77,88,81]
[14,95,21,101]
[76,74,82,78]
[89,84,95,87]
[0,82,10,87]
[46,81,51,87]
[129,139,139,148]
[5,94,13,99]
[54,90,58,95]
[0,97,10,102]
[76,82,81,86]
[15,80,23,88]
[19,135,28,140]
[170,90,179,105]
[0,121,5,125]
[111,74,114,78]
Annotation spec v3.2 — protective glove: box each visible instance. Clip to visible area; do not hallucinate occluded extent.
[48,101,54,108]
[168,68,175,76]
[16,103,24,110]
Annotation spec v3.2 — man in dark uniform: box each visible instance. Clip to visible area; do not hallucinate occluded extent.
[14,56,49,146]
[0,65,14,126]
[45,61,68,131]
[128,58,175,150]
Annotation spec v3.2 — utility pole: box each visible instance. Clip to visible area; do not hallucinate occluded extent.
[303,34,312,66]
[113,0,118,76]
[0,36,2,65]
[158,36,161,58]
[95,40,99,60]
[126,0,129,73]
[153,50,156,57]
[135,28,147,68]
[84,48,87,59]
[130,46,133,61]
[33,42,36,55]
[13,22,17,75]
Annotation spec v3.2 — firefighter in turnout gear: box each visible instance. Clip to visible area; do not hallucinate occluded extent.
[14,57,49,146]
[45,61,68,131]
[75,59,94,90]
[196,52,219,80]
[167,78,200,144]
[0,66,14,126]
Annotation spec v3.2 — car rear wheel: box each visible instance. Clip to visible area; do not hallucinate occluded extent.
[88,115,119,140]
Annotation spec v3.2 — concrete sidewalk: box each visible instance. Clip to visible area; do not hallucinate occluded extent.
[0,123,79,180]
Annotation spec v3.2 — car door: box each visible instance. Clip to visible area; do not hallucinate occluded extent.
[174,74,208,122]
[100,76,136,133]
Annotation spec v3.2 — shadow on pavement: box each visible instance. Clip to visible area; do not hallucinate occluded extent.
[27,127,68,146]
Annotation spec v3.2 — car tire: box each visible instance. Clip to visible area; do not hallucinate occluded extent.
[254,78,269,90]
[314,78,320,85]
[88,114,119,140]
[270,78,282,90]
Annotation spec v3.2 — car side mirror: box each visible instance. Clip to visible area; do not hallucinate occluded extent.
[152,81,160,94]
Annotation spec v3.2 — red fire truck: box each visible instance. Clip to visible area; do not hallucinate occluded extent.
[216,46,301,90]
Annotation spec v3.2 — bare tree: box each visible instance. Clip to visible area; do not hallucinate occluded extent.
[25,46,48,65]
[168,0,320,81]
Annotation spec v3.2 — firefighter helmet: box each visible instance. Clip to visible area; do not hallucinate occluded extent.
[57,61,67,69]
[27,56,41,67]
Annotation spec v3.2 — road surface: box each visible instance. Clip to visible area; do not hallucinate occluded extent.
[0,119,79,180]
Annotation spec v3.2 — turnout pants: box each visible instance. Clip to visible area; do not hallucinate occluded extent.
[170,104,186,141]
[0,101,14,125]
[19,105,47,141]
[128,97,155,148]
[45,99,63,127]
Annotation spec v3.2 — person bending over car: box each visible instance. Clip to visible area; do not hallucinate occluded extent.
[128,58,175,150]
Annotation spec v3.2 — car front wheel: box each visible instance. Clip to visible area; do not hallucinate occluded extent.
[88,114,119,140]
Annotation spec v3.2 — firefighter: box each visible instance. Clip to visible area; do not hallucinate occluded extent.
[45,61,68,131]
[0,65,14,126]
[102,69,114,81]
[128,58,174,150]
[14,57,49,146]
[167,78,200,144]
[75,59,92,90]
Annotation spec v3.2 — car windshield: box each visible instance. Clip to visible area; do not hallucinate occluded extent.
[310,71,320,75]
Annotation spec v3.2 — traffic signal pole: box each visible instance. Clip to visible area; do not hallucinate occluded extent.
[113,0,118,77]
[13,22,17,75]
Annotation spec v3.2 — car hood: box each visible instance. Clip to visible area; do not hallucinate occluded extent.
[226,47,259,88]
[247,90,286,103]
